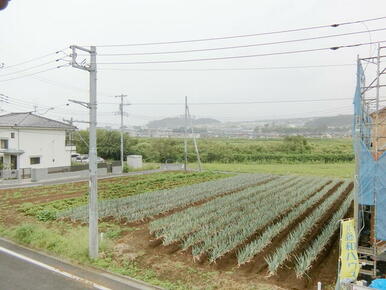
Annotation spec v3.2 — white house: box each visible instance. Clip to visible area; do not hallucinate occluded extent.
[0,112,76,170]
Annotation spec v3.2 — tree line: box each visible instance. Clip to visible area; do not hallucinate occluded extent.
[72,129,354,164]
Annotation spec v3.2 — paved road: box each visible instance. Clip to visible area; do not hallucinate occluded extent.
[0,251,89,290]
[0,238,158,290]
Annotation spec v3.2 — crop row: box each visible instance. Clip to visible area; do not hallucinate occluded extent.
[159,177,307,246]
[265,180,351,275]
[294,192,353,277]
[237,179,341,265]
[149,175,301,239]
[202,178,331,262]
[59,173,274,222]
[149,176,331,262]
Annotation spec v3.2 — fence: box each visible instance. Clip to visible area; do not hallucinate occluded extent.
[30,162,122,182]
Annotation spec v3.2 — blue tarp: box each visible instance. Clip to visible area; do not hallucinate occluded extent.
[370,279,386,289]
[353,61,386,241]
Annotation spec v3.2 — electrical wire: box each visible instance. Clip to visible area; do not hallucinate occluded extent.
[0,59,63,78]
[99,63,355,72]
[96,16,386,47]
[1,49,68,70]
[0,93,70,114]
[96,40,386,65]
[31,75,88,93]
[100,97,352,106]
[98,28,386,56]
[0,65,70,83]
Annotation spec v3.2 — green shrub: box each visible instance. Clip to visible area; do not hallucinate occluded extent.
[36,210,57,222]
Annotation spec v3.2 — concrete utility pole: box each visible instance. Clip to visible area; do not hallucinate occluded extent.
[70,45,99,259]
[187,106,202,172]
[115,94,129,169]
[184,96,188,172]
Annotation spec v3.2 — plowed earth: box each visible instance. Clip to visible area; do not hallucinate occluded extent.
[0,172,353,290]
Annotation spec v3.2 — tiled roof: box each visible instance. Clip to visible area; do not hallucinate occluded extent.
[0,112,76,130]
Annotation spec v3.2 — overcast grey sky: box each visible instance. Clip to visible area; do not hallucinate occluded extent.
[1,0,386,128]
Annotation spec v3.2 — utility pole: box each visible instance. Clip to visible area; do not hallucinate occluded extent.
[70,45,99,259]
[114,94,129,169]
[187,106,202,171]
[184,96,188,172]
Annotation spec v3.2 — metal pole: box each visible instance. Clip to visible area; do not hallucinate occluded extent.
[184,96,188,172]
[354,56,360,237]
[120,100,124,169]
[187,106,202,172]
[114,95,128,169]
[372,43,381,275]
[88,46,98,259]
[375,43,380,159]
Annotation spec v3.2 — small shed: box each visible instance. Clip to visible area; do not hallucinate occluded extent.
[127,155,143,169]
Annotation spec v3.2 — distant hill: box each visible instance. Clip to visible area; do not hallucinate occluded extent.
[147,117,221,129]
[305,115,352,128]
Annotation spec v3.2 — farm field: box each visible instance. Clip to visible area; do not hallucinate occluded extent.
[0,171,353,289]
[189,162,355,178]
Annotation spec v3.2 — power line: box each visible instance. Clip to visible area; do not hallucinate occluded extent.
[0,93,69,113]
[100,97,352,106]
[0,59,63,77]
[97,27,386,57]
[96,16,386,47]
[0,65,69,83]
[1,49,67,70]
[31,75,88,93]
[96,40,385,65]
[99,63,355,72]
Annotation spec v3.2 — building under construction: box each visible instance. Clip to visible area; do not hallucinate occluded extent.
[354,43,386,278]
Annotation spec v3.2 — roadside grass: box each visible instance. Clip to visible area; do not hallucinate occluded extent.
[190,162,355,178]
[0,221,275,290]
[0,222,189,289]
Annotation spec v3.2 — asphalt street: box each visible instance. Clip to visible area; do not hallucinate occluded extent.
[0,250,90,290]
[0,238,157,290]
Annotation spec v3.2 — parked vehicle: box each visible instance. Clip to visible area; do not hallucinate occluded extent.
[75,155,104,163]
[71,153,81,162]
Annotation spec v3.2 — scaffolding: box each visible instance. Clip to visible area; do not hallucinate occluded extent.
[354,43,386,277]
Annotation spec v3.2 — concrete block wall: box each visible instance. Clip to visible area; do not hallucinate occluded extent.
[31,168,109,182]
[97,168,108,176]
[112,166,122,174]
[31,168,49,182]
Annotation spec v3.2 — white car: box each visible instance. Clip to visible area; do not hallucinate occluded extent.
[76,155,104,163]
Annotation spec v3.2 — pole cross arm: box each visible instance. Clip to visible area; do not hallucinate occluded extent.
[70,45,94,72]
[68,99,91,109]
[71,120,90,124]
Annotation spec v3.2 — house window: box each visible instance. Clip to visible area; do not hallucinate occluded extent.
[30,157,41,165]
[11,133,15,139]
[0,139,8,149]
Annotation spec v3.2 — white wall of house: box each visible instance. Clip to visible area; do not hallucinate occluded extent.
[0,128,71,169]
